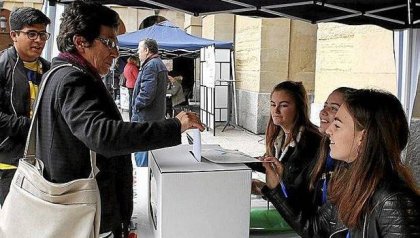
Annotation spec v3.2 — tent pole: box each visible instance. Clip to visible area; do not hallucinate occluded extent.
[42,0,56,61]
[231,51,238,125]
[406,29,413,121]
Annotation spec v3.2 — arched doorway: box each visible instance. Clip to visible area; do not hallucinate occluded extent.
[139,15,167,30]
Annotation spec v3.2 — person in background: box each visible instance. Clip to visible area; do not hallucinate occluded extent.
[310,87,354,208]
[123,55,139,119]
[166,74,185,117]
[249,81,322,218]
[262,89,420,237]
[131,38,167,167]
[36,2,204,237]
[0,7,50,205]
[111,59,122,102]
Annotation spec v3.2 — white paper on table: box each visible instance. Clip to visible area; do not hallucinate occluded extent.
[191,129,201,162]
[201,148,262,164]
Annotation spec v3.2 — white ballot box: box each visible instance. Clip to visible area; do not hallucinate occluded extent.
[148,144,252,238]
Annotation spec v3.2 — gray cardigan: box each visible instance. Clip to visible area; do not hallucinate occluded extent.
[167,79,185,107]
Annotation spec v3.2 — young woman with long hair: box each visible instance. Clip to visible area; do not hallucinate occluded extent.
[250,81,322,216]
[311,87,354,207]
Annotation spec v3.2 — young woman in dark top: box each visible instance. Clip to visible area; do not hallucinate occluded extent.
[249,81,322,216]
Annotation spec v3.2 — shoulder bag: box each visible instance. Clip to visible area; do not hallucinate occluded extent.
[0,64,101,238]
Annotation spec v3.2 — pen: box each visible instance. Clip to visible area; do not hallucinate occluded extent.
[280,181,288,198]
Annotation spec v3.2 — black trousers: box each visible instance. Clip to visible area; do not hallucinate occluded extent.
[128,88,133,120]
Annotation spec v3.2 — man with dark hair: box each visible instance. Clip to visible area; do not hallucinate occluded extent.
[35,2,202,237]
[131,38,168,167]
[0,7,50,205]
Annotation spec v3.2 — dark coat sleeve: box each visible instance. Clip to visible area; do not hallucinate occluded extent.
[0,50,30,139]
[58,70,181,157]
[0,109,30,139]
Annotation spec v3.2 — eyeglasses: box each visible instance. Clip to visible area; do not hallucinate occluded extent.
[96,36,119,51]
[15,30,50,41]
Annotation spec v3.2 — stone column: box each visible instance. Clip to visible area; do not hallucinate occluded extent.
[235,17,288,134]
[235,17,317,134]
[184,14,202,37]
[202,14,234,41]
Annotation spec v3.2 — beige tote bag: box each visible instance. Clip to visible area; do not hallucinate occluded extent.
[0,64,101,238]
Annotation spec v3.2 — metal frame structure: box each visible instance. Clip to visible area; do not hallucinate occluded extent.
[50,0,420,30]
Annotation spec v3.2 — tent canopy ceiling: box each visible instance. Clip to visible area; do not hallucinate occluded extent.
[117,20,232,53]
[53,0,420,30]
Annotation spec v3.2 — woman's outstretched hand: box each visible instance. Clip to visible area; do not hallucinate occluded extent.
[175,111,205,133]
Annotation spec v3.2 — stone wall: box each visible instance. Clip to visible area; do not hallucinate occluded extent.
[406,119,420,186]
[314,23,396,103]
[202,14,234,42]
[235,17,317,133]
[288,20,318,96]
[3,0,43,10]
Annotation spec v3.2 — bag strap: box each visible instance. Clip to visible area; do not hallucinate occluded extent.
[24,63,99,178]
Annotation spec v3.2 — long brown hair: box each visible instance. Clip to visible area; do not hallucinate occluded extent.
[327,89,418,228]
[265,81,318,156]
[310,87,355,189]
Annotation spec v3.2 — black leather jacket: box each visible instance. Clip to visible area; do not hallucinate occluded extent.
[262,175,420,237]
[248,128,322,219]
[0,46,50,165]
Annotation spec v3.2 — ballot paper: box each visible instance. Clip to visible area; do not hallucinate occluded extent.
[201,148,262,164]
[186,129,202,162]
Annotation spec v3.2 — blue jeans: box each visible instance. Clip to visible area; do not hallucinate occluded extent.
[134,151,148,167]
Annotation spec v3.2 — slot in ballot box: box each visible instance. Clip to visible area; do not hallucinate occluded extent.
[148,144,252,238]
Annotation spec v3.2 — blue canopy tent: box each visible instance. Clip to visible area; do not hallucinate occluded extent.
[117,20,232,58]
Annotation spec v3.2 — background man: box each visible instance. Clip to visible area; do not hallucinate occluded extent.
[0,7,50,204]
[132,38,168,167]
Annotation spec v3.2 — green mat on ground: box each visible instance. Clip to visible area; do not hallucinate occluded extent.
[250,208,293,232]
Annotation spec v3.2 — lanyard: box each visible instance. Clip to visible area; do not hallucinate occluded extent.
[280,181,288,198]
[321,155,335,204]
[346,231,351,238]
[322,177,328,204]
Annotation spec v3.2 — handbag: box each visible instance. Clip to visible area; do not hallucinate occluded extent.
[0,64,101,238]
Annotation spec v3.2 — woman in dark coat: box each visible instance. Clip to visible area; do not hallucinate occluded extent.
[250,81,322,217]
[36,2,203,237]
[262,89,420,237]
